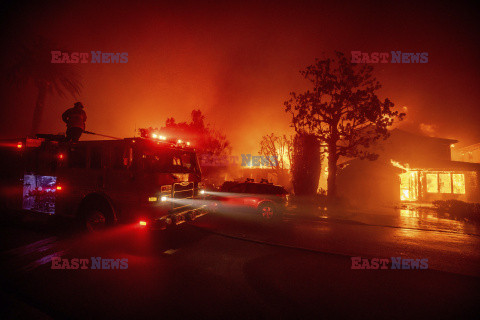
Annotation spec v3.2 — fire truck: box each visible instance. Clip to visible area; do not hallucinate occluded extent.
[0,134,206,231]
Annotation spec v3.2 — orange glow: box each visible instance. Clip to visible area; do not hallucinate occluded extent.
[438,173,451,193]
[391,159,418,201]
[452,174,466,194]
[139,221,147,226]
[426,173,438,193]
[399,171,418,201]
[390,159,409,171]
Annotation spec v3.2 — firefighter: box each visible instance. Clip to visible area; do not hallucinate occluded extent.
[62,102,87,142]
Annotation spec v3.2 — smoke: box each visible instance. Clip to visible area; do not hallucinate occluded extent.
[0,0,479,149]
[419,123,437,137]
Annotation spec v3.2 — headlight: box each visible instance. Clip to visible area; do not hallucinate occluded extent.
[199,190,205,195]
[160,196,168,202]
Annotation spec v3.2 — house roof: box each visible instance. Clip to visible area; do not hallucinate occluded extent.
[408,160,480,172]
[341,158,480,173]
[390,128,458,145]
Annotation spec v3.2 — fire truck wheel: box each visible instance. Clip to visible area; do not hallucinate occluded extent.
[258,202,277,220]
[81,201,113,232]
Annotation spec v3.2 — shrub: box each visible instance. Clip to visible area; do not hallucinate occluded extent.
[432,200,480,224]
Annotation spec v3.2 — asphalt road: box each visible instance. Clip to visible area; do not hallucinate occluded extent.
[1,210,479,319]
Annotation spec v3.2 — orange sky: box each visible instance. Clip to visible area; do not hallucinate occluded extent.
[1,0,479,154]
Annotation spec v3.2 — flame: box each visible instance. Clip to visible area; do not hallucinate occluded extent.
[452,173,466,194]
[390,159,410,171]
[392,159,415,201]
[276,147,291,170]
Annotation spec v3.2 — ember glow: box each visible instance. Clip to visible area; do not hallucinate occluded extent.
[391,159,467,201]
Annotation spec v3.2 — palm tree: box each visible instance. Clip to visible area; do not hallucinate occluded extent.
[6,36,82,135]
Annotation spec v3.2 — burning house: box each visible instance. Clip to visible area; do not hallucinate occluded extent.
[452,143,480,163]
[337,129,480,207]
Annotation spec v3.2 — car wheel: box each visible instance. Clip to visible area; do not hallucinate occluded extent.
[259,202,276,220]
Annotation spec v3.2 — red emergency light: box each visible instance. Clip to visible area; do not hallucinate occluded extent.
[150,133,167,141]
[142,130,191,147]
[56,185,63,191]
[139,221,147,226]
[58,153,64,159]
[17,142,23,149]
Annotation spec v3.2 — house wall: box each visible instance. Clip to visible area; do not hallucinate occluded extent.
[336,160,400,208]
[452,144,480,163]
[466,171,480,202]
[365,129,454,166]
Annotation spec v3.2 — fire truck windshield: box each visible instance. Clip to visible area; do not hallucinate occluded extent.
[136,146,199,174]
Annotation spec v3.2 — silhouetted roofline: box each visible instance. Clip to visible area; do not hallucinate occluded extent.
[390,128,458,144]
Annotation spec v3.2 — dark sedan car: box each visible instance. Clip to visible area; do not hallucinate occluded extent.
[213,181,289,219]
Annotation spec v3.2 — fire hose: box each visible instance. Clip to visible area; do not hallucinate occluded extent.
[83,130,122,140]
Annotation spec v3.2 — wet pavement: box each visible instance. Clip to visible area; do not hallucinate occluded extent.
[286,205,480,236]
[1,208,479,319]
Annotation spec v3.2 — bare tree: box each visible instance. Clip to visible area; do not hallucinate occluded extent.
[258,133,293,186]
[259,133,293,170]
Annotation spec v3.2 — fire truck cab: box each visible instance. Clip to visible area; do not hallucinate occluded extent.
[0,136,206,230]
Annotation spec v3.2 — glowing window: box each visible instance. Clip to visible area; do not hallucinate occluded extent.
[452,174,466,194]
[426,174,438,193]
[400,173,410,201]
[399,171,418,201]
[438,173,451,193]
